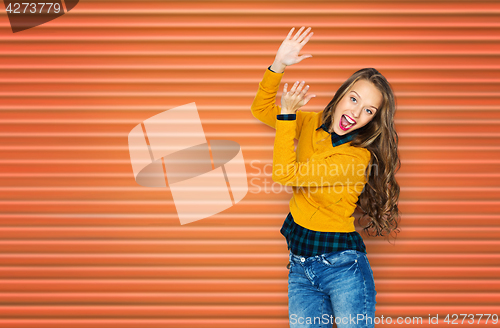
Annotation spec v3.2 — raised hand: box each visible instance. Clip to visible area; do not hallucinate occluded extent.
[272,27,314,72]
[280,80,316,114]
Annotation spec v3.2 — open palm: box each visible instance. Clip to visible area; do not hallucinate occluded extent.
[275,26,314,66]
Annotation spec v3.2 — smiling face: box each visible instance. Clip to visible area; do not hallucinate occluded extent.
[332,79,383,136]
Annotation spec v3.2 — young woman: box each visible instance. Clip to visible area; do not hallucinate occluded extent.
[251,26,401,328]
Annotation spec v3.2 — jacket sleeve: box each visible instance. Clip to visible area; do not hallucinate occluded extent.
[272,118,371,187]
[250,66,309,140]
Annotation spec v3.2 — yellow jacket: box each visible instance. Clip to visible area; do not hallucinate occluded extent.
[251,67,371,232]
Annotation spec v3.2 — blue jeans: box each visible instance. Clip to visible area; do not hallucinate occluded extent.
[288,249,377,328]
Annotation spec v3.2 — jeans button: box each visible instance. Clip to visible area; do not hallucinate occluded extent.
[300,257,305,262]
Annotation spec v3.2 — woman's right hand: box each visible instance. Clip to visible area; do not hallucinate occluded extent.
[272,26,314,72]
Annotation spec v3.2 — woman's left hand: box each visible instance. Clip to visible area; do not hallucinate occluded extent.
[280,80,316,114]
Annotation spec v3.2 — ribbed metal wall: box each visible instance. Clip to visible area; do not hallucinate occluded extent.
[0,1,499,327]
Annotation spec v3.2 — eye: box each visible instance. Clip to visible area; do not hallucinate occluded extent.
[351,96,374,115]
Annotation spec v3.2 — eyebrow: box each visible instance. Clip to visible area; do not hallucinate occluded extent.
[351,91,378,111]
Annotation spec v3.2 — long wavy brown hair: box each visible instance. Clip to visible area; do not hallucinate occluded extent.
[320,68,401,239]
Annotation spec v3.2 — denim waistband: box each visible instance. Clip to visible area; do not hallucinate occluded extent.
[290,249,359,262]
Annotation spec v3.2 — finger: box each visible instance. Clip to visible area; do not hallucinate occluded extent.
[297,54,313,63]
[293,81,306,95]
[296,83,308,97]
[303,94,317,105]
[290,80,301,94]
[300,84,310,96]
[300,31,314,45]
[286,27,295,40]
[283,83,288,93]
[296,81,306,94]
[296,27,312,43]
[292,26,305,41]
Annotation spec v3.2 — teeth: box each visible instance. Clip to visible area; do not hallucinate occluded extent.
[344,115,355,124]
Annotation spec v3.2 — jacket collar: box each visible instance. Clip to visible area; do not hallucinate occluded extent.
[315,123,360,147]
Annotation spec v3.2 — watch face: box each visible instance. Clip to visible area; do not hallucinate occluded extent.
[5,0,79,33]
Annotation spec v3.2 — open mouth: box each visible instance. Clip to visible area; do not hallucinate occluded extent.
[340,114,356,131]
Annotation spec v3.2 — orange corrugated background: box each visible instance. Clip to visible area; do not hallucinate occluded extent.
[0,1,500,327]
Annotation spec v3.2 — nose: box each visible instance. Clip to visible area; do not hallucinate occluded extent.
[350,107,362,119]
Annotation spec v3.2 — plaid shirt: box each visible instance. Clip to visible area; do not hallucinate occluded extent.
[276,113,367,258]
